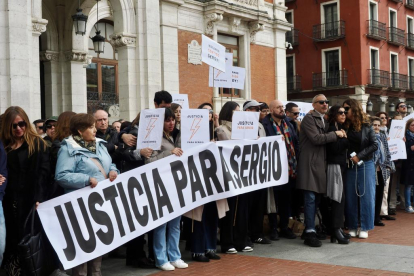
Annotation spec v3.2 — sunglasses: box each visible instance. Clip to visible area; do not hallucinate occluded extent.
[316,100,329,105]
[46,124,55,129]
[338,111,346,115]
[344,106,351,112]
[12,121,27,129]
[399,105,407,108]
[292,112,300,116]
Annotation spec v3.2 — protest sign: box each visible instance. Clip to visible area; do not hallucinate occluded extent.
[136,109,165,150]
[208,53,233,88]
[231,111,260,140]
[388,138,407,161]
[201,35,226,72]
[38,136,288,269]
[281,101,314,122]
[180,109,210,150]
[389,120,406,140]
[172,94,189,109]
[403,113,414,122]
[231,66,246,90]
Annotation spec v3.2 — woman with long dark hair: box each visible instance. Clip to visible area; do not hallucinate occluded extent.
[343,99,378,239]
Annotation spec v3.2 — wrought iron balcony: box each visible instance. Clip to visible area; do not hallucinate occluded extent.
[407,33,414,50]
[287,75,302,93]
[406,0,414,10]
[87,91,119,114]
[286,28,299,47]
[313,20,345,41]
[367,69,390,87]
[366,20,386,40]
[388,27,405,46]
[408,76,414,91]
[389,0,402,3]
[312,70,348,90]
[389,72,408,90]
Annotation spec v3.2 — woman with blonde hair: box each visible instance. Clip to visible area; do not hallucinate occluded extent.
[343,99,378,239]
[0,106,50,275]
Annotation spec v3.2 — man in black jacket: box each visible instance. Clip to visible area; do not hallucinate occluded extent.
[262,100,299,241]
[94,109,118,157]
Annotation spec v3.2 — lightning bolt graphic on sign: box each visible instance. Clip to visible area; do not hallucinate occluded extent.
[145,118,158,139]
[189,118,202,140]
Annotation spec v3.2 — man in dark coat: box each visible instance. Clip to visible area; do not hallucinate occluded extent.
[262,100,299,241]
[94,109,118,157]
[296,94,344,247]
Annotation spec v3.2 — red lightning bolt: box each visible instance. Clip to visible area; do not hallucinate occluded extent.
[145,118,157,139]
[189,118,202,140]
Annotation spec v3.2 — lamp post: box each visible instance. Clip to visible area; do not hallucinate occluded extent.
[92,0,105,54]
[366,100,373,113]
[72,0,88,36]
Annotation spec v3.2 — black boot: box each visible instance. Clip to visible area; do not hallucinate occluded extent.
[339,228,351,239]
[330,228,350,245]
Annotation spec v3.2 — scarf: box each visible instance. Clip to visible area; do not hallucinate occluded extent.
[271,118,297,177]
[407,130,414,140]
[374,133,384,166]
[73,135,96,153]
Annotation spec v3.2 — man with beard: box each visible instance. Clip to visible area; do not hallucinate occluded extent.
[261,100,299,241]
[296,94,344,247]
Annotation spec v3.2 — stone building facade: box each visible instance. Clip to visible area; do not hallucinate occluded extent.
[0,0,291,121]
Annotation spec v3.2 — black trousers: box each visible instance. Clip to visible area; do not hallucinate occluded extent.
[191,201,218,254]
[248,187,267,240]
[375,171,385,223]
[219,194,249,252]
[330,165,347,229]
[125,230,154,263]
[268,180,292,231]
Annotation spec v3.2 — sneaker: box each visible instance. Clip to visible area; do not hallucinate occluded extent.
[279,228,297,239]
[205,250,221,260]
[192,253,209,262]
[406,206,414,213]
[159,262,175,271]
[242,246,253,252]
[171,259,188,269]
[303,232,322,247]
[359,230,368,239]
[253,237,272,244]
[225,248,237,254]
[348,229,358,238]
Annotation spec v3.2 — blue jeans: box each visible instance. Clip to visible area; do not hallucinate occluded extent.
[0,201,5,266]
[345,160,376,231]
[303,191,321,233]
[153,216,181,267]
[405,185,413,208]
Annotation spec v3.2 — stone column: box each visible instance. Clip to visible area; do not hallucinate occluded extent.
[379,96,388,112]
[40,51,61,117]
[63,51,88,113]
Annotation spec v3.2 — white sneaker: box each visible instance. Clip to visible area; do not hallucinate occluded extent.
[242,246,253,252]
[159,262,175,271]
[171,259,188,269]
[349,229,358,238]
[406,206,414,213]
[226,248,237,254]
[359,230,368,239]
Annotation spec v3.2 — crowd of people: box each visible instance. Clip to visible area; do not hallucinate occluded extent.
[0,91,413,275]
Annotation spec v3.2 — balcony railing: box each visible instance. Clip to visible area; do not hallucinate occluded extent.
[286,28,299,47]
[408,76,414,91]
[312,70,348,90]
[388,27,405,46]
[406,0,414,10]
[389,0,402,3]
[367,69,390,87]
[287,75,302,93]
[389,72,408,90]
[366,20,386,40]
[407,33,414,50]
[87,91,119,114]
[313,20,345,41]
[285,0,296,3]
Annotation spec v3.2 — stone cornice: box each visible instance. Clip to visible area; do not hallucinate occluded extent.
[40,51,59,62]
[249,21,265,44]
[205,12,223,35]
[229,16,242,33]
[32,18,48,35]
[109,33,137,48]
[65,51,88,63]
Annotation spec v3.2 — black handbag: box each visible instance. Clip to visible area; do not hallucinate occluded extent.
[18,205,54,276]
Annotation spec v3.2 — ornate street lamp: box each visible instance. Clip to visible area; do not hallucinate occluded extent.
[366,100,373,112]
[92,0,105,54]
[389,102,395,112]
[72,0,88,36]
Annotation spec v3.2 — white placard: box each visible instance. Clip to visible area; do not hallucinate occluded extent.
[172,94,189,109]
[208,53,233,88]
[389,120,406,140]
[231,66,246,90]
[403,113,414,122]
[181,109,210,150]
[388,138,407,161]
[231,111,260,140]
[282,101,314,122]
[136,109,165,150]
[201,34,226,72]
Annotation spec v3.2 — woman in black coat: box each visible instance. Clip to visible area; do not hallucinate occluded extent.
[401,118,414,213]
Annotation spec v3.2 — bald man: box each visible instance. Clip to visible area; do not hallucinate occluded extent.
[94,109,118,156]
[261,100,299,241]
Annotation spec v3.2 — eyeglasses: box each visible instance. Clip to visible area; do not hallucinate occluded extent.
[12,121,27,129]
[338,111,346,115]
[46,124,55,129]
[36,125,43,129]
[315,100,329,105]
[344,106,351,112]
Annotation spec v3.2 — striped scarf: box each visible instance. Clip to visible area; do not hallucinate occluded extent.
[271,118,297,177]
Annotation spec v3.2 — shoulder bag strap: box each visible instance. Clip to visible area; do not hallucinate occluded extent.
[90,157,108,179]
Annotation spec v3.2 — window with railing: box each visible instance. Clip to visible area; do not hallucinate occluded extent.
[287,75,302,92]
[367,20,386,40]
[368,69,390,87]
[313,70,348,89]
[218,34,240,98]
[313,20,345,40]
[286,29,299,46]
[388,27,406,45]
[407,0,414,10]
[390,72,408,90]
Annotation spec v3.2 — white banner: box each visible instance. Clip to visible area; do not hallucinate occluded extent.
[172,94,189,109]
[231,111,260,140]
[37,137,288,269]
[180,109,210,150]
[389,120,406,140]
[281,101,313,122]
[208,53,233,88]
[231,66,246,90]
[403,113,414,122]
[201,35,226,72]
[136,109,165,150]
[388,138,407,161]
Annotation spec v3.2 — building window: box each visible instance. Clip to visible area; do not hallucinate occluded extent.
[325,50,340,86]
[286,56,294,90]
[286,11,293,24]
[218,34,239,97]
[390,10,397,28]
[370,48,379,70]
[369,1,377,21]
[370,48,381,85]
[86,20,118,114]
[323,3,338,37]
[409,58,414,90]
[390,53,398,88]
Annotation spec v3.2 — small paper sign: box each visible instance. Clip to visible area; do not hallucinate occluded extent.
[389,120,406,140]
[209,53,233,88]
[231,66,246,90]
[231,111,260,140]
[202,34,226,72]
[180,109,210,150]
[172,94,189,109]
[137,109,165,150]
[388,138,407,161]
